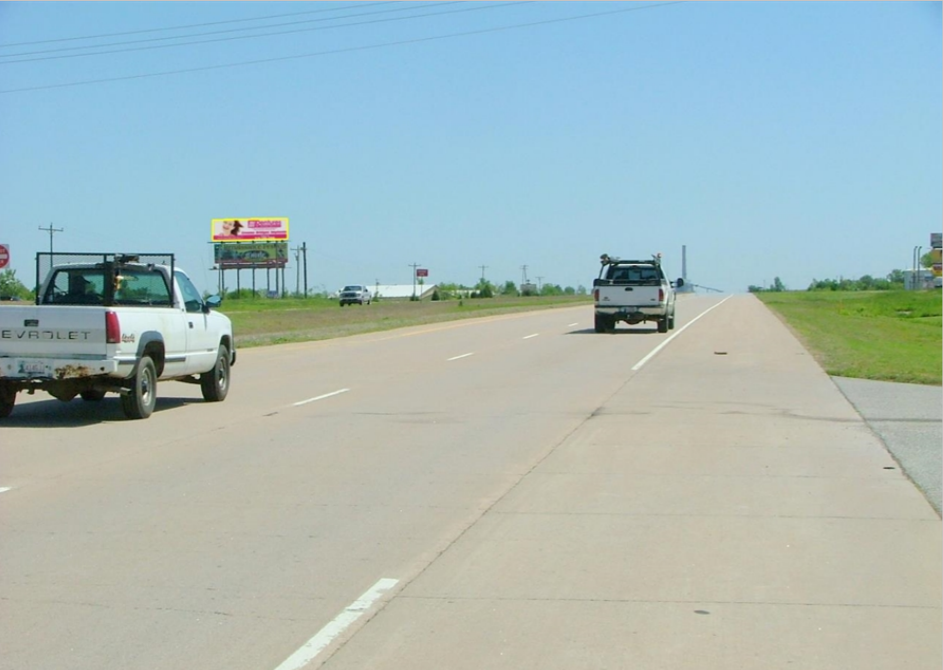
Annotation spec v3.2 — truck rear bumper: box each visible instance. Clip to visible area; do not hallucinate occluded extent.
[595,306,665,317]
[0,357,121,381]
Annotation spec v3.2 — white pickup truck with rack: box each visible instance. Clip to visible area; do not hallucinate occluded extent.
[593,253,683,333]
[0,252,235,420]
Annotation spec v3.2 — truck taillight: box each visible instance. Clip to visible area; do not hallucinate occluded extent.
[593,288,599,302]
[658,288,665,302]
[105,311,121,344]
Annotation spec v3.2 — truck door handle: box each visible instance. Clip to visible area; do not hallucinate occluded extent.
[189,322,194,329]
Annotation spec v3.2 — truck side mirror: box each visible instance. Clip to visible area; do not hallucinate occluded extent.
[676,278,684,287]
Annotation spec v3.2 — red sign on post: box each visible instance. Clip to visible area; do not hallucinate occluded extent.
[416,268,428,278]
[0,244,10,270]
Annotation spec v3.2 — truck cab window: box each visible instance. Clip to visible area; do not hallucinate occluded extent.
[174,271,204,313]
[113,270,172,306]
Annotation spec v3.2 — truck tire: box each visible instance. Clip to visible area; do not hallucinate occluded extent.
[121,356,157,420]
[200,345,230,402]
[0,386,15,418]
[657,317,669,333]
[80,390,106,402]
[594,314,606,333]
[668,311,676,330]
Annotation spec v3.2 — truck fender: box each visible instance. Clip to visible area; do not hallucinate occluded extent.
[134,331,166,376]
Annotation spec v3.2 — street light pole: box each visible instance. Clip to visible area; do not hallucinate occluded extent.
[912,245,923,290]
[408,262,420,299]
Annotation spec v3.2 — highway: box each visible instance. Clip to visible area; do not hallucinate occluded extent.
[1,294,939,670]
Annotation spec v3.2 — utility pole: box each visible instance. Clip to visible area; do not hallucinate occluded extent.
[302,242,308,298]
[408,262,420,298]
[478,265,488,282]
[39,223,64,257]
[293,245,301,296]
[536,276,544,291]
[520,265,528,285]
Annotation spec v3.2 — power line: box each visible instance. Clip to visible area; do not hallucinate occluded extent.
[0,1,397,48]
[38,223,64,256]
[0,1,480,62]
[0,2,683,95]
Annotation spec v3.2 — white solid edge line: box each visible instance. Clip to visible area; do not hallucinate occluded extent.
[293,388,350,407]
[447,352,474,361]
[0,487,11,494]
[631,296,732,372]
[522,333,539,339]
[273,578,399,670]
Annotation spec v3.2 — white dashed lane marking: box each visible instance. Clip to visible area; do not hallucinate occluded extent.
[293,388,350,407]
[273,578,399,670]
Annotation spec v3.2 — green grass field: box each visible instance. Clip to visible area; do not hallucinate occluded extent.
[757,290,942,385]
[222,294,591,348]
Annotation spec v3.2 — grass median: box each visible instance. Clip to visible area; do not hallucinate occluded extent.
[757,290,942,385]
[222,295,591,348]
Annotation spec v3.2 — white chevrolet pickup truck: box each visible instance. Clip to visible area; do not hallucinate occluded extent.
[593,253,683,333]
[0,252,235,420]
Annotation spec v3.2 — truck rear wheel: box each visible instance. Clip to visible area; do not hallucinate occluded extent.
[658,317,669,333]
[121,356,157,420]
[594,314,606,333]
[200,345,230,402]
[0,385,16,418]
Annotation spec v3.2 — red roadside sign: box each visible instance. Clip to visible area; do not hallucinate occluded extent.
[416,268,428,278]
[0,244,10,269]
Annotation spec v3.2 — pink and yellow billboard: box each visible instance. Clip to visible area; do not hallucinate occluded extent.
[211,218,289,242]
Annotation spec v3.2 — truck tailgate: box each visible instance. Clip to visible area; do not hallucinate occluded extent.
[597,285,661,306]
[0,305,109,358]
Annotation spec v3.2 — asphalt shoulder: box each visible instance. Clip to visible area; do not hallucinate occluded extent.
[832,376,942,516]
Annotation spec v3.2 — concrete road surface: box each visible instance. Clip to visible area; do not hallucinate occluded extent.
[1,294,939,670]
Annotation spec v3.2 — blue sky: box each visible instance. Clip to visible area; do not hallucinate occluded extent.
[1,1,940,295]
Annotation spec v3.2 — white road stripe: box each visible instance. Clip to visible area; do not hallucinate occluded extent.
[273,578,399,670]
[293,388,350,407]
[631,297,732,371]
[0,487,11,494]
[522,333,539,340]
[447,352,474,361]
[568,322,579,327]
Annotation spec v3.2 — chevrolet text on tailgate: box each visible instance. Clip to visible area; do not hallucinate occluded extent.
[593,253,684,333]
[0,252,235,420]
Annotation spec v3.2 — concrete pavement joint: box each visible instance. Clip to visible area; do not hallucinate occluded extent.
[488,510,938,521]
[393,595,941,610]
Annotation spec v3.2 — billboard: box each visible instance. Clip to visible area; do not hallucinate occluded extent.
[211,217,289,242]
[215,242,288,268]
[416,268,429,277]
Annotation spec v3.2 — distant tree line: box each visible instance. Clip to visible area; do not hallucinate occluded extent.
[749,269,910,293]
[0,269,33,300]
[431,280,587,301]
